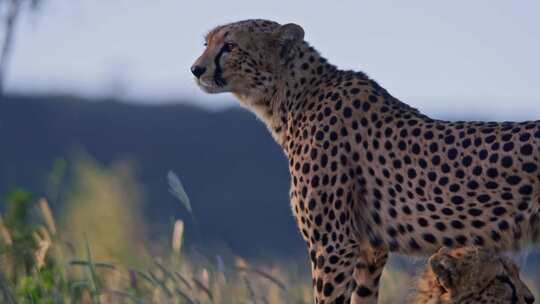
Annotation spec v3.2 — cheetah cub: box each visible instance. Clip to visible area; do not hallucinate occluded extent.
[413,247,535,304]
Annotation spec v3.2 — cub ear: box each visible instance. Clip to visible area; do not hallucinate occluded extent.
[429,250,458,291]
[275,23,305,63]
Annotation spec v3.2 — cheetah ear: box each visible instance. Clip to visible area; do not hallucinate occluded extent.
[275,23,304,63]
[429,251,458,291]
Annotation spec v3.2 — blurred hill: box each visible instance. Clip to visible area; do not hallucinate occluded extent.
[1,95,540,271]
[0,94,300,257]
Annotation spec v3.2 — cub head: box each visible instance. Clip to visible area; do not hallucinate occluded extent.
[191,19,304,96]
[427,247,535,303]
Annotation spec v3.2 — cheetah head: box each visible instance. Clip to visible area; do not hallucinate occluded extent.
[426,247,535,303]
[191,19,304,98]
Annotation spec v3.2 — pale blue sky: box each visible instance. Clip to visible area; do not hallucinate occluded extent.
[6,0,540,118]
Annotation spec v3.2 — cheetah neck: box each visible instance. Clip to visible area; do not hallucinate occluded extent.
[234,42,339,149]
[233,89,288,145]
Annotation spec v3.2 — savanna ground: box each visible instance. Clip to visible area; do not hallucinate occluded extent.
[0,157,538,304]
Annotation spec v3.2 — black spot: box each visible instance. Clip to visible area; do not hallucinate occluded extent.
[451,220,464,229]
[447,148,458,160]
[503,142,514,152]
[343,107,352,118]
[506,175,522,185]
[474,236,485,246]
[519,185,533,195]
[462,156,473,167]
[451,196,464,205]
[487,168,499,178]
[491,230,501,242]
[471,220,486,228]
[467,181,479,190]
[442,208,454,216]
[455,235,467,245]
[443,237,453,247]
[501,156,513,168]
[477,194,490,203]
[498,220,509,230]
[521,144,533,155]
[422,233,437,244]
[468,208,482,216]
[523,163,538,173]
[493,207,507,216]
[334,273,345,284]
[356,285,373,297]
[435,222,446,231]
[485,181,498,189]
[323,283,334,296]
[409,238,421,250]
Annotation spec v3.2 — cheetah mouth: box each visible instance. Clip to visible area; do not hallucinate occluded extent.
[196,78,227,93]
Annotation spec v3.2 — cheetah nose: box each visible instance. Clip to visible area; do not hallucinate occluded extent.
[525,296,535,304]
[191,65,206,79]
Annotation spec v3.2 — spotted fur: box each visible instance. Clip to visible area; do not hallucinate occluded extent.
[191,19,540,303]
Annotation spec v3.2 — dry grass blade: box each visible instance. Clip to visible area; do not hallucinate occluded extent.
[148,270,173,298]
[174,271,193,289]
[144,264,196,303]
[33,227,52,270]
[39,198,57,235]
[172,288,198,304]
[0,214,13,246]
[0,269,16,304]
[172,219,184,254]
[83,236,100,304]
[154,259,182,286]
[167,171,193,214]
[192,277,213,302]
[70,280,92,294]
[132,269,158,287]
[102,288,145,304]
[243,277,257,304]
[70,260,118,271]
[236,266,288,292]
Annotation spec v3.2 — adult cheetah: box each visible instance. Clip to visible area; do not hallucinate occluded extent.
[413,247,535,304]
[191,19,540,303]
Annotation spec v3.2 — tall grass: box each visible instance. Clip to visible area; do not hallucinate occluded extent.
[0,158,537,303]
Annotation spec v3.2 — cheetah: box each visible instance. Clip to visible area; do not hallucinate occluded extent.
[191,19,540,303]
[413,247,535,304]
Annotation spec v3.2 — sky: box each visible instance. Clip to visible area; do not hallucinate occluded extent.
[5,0,540,118]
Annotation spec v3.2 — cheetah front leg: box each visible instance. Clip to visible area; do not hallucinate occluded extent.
[290,178,365,303]
[307,239,388,304]
[308,245,358,304]
[350,243,388,304]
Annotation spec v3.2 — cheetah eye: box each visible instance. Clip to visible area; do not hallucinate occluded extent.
[203,41,208,47]
[224,42,237,51]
